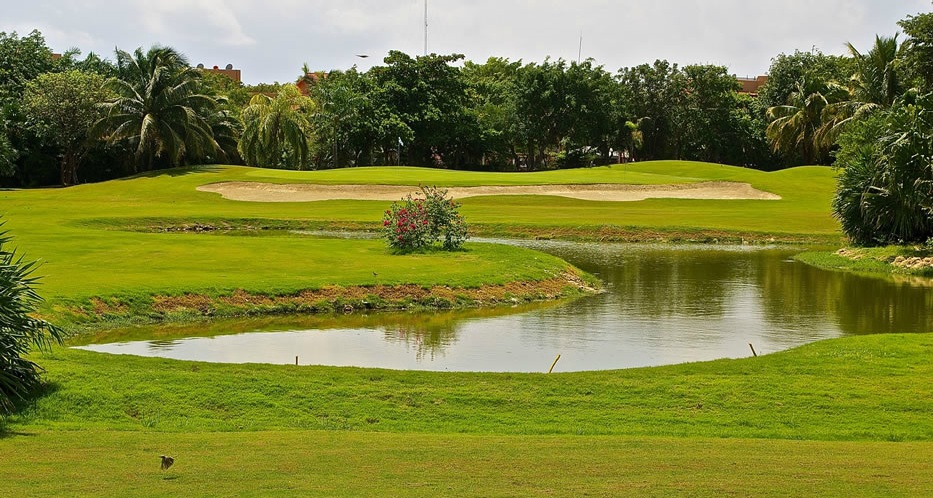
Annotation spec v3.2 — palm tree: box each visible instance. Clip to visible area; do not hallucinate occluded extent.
[819,35,906,146]
[766,78,848,164]
[238,85,314,170]
[92,46,219,172]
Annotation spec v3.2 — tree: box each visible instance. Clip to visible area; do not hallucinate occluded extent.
[0,224,62,414]
[899,10,933,91]
[766,78,848,165]
[238,85,314,170]
[618,60,687,160]
[0,114,16,177]
[820,35,906,146]
[0,30,59,183]
[758,49,853,108]
[678,64,743,163]
[371,52,480,167]
[21,71,108,185]
[0,30,57,109]
[93,46,220,172]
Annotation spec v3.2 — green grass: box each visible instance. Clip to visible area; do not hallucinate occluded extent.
[796,246,933,278]
[13,334,933,440]
[2,431,930,497]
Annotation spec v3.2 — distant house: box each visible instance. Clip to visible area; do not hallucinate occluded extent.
[198,63,242,83]
[296,71,328,96]
[737,75,769,96]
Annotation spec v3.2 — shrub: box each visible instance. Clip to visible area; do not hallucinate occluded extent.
[832,94,933,245]
[0,224,62,414]
[383,186,468,252]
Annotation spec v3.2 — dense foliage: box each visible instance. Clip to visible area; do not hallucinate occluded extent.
[832,94,933,245]
[0,224,62,414]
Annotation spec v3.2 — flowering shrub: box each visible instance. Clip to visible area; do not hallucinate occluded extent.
[383,186,468,251]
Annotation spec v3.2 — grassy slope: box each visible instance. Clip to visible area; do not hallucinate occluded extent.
[15,334,933,440]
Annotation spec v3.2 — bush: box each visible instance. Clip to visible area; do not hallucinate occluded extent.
[832,94,933,245]
[0,224,62,414]
[383,186,468,252]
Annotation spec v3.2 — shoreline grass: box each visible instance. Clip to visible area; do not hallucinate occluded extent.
[796,246,933,278]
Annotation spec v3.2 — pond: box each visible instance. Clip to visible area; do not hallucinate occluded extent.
[76,242,933,372]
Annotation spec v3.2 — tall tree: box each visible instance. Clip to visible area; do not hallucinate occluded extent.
[899,10,933,91]
[820,35,906,147]
[0,30,57,109]
[92,46,220,172]
[766,78,848,165]
[678,64,743,163]
[759,49,853,108]
[238,85,314,170]
[462,57,522,169]
[618,60,687,161]
[370,52,480,167]
[22,71,108,185]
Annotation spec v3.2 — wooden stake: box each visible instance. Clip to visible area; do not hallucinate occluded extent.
[548,354,561,374]
[295,356,299,365]
[749,344,758,357]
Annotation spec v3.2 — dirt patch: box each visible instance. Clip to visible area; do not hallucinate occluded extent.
[116,272,598,322]
[197,181,781,203]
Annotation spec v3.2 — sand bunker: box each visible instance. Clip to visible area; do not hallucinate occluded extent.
[197,181,781,203]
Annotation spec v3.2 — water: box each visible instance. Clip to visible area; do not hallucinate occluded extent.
[76,242,933,372]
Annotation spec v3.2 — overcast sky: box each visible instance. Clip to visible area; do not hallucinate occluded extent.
[2,0,931,84]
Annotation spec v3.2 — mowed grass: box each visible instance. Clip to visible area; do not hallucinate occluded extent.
[3,431,930,497]
[14,334,933,440]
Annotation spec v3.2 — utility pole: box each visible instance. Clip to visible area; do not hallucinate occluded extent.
[424,0,429,56]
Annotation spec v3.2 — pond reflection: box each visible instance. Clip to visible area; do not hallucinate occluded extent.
[76,242,932,372]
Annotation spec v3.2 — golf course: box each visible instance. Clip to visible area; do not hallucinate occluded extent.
[2,161,932,496]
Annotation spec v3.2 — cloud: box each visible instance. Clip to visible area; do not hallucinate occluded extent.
[138,0,256,47]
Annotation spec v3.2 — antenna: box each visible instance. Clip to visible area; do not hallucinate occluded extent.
[424,0,428,56]
[578,30,583,64]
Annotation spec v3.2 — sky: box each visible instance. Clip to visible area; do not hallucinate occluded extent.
[2,0,931,85]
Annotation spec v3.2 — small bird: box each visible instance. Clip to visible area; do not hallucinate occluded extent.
[160,455,175,471]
